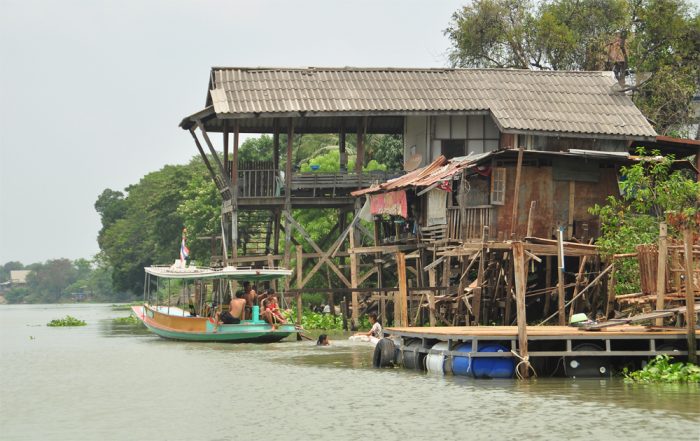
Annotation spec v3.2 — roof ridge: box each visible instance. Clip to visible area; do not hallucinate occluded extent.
[210,66,611,75]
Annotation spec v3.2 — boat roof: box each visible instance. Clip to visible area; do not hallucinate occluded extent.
[144,265,292,281]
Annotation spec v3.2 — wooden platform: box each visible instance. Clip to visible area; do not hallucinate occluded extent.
[387,325,690,339]
[385,325,696,358]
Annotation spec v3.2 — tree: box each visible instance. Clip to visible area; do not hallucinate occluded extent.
[445,0,700,134]
[0,261,24,283]
[589,148,700,294]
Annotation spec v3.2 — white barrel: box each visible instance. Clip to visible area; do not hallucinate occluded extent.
[425,342,449,374]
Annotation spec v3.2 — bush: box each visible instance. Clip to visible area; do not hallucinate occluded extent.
[623,355,700,383]
[112,315,140,325]
[47,315,87,327]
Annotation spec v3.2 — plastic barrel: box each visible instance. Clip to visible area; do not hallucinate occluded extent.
[564,343,611,378]
[452,342,515,378]
[426,342,449,374]
[401,339,426,370]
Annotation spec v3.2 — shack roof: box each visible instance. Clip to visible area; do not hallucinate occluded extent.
[351,149,633,197]
[181,67,656,140]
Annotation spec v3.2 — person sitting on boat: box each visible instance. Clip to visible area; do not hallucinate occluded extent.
[226,295,246,323]
[217,310,241,325]
[263,293,287,327]
[354,312,382,339]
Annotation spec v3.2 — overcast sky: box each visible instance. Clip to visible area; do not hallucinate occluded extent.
[0,0,467,264]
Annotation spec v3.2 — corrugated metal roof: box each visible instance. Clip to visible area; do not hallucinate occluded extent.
[203,67,656,138]
[351,149,636,196]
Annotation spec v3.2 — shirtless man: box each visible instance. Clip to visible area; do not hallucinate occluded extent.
[241,282,257,319]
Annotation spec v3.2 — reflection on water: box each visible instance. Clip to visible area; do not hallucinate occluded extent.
[1,304,698,441]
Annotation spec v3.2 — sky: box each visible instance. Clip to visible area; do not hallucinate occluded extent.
[0,0,466,264]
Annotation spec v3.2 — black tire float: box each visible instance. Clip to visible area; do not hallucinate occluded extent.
[373,338,397,368]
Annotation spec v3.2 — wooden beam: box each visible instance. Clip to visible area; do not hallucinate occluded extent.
[556,227,566,325]
[196,120,230,186]
[655,222,668,326]
[285,118,294,207]
[427,268,437,327]
[349,225,359,328]
[355,116,366,174]
[272,119,280,173]
[339,120,347,171]
[567,181,575,239]
[223,122,229,176]
[396,251,409,327]
[283,212,351,287]
[526,200,537,237]
[231,121,240,263]
[189,128,218,183]
[683,227,697,364]
[512,241,530,378]
[510,147,524,238]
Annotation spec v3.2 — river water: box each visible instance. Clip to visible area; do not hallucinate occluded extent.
[0,304,698,441]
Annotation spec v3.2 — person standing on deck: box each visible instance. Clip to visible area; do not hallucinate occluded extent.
[241,281,257,319]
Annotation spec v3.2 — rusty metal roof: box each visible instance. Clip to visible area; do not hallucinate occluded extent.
[199,67,656,138]
[351,149,638,196]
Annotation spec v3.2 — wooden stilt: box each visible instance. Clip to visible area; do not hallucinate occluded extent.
[428,268,437,326]
[512,241,530,379]
[396,252,408,327]
[683,228,697,363]
[349,225,359,330]
[544,256,552,316]
[655,222,668,326]
[557,227,566,325]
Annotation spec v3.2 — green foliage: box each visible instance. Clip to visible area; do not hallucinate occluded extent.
[445,0,700,133]
[112,315,140,325]
[47,315,87,327]
[1,256,123,304]
[589,149,700,294]
[283,309,372,330]
[238,135,274,163]
[623,355,700,383]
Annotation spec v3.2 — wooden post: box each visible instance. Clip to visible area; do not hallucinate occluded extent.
[557,227,566,325]
[655,222,668,326]
[473,226,489,325]
[568,255,589,317]
[544,256,552,316]
[223,122,229,176]
[355,117,366,174]
[296,245,303,288]
[396,252,409,327]
[231,121,240,264]
[683,227,697,363]
[526,201,537,237]
[339,120,347,172]
[340,297,348,331]
[349,225,359,330]
[267,254,276,292]
[567,181,575,239]
[428,268,437,327]
[512,241,530,379]
[606,262,617,319]
[285,119,293,207]
[373,216,384,325]
[272,119,280,174]
[510,148,524,238]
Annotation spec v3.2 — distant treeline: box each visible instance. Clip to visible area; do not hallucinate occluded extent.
[0,258,133,304]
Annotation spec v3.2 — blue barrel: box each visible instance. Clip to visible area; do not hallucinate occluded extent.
[451,343,515,378]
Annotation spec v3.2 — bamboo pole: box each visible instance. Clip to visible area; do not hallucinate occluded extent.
[656,222,668,326]
[683,228,697,363]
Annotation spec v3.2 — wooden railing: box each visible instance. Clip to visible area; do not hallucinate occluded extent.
[233,169,404,199]
[447,205,493,241]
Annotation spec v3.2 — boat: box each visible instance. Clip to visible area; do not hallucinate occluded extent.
[132,263,300,343]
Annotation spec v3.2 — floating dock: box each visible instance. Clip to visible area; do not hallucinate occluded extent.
[381,325,697,378]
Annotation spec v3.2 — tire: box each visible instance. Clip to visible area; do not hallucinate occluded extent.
[373,338,396,368]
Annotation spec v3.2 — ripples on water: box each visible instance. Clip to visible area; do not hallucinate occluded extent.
[0,304,698,441]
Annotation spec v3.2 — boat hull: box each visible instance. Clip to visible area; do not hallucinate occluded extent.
[132,305,297,343]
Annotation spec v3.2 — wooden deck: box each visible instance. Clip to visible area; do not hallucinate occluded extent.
[387,325,691,339]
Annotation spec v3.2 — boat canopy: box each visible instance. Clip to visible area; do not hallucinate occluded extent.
[144,265,292,281]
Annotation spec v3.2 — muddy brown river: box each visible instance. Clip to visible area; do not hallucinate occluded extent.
[1,304,698,440]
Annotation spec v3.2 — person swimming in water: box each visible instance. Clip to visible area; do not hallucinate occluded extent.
[316,334,330,346]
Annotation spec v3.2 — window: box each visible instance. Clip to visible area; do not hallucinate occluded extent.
[490,168,506,205]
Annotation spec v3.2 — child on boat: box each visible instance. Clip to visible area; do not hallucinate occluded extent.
[264,294,287,327]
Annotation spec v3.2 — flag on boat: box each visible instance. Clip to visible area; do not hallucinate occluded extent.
[180,228,190,262]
